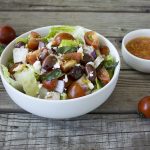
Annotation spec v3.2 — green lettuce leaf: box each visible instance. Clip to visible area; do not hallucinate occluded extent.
[57,46,77,54]
[1,65,22,90]
[14,67,39,96]
[41,69,64,81]
[16,37,28,44]
[59,40,80,47]
[92,78,102,92]
[104,55,118,78]
[46,26,76,40]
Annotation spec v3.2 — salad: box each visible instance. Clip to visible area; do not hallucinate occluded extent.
[1,26,118,100]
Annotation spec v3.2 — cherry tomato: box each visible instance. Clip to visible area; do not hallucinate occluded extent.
[52,33,75,46]
[26,50,40,64]
[0,25,16,44]
[63,52,82,63]
[97,67,110,85]
[67,82,85,99]
[100,46,109,55]
[28,38,39,50]
[42,79,58,91]
[30,31,41,38]
[138,96,150,118]
[60,60,77,73]
[84,31,99,49]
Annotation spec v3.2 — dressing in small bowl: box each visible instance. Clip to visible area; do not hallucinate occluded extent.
[122,29,150,73]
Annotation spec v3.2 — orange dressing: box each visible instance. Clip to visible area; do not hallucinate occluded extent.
[126,37,150,60]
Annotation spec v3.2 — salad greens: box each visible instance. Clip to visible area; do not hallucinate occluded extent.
[14,66,39,96]
[46,26,75,41]
[1,65,22,90]
[57,46,77,54]
[41,69,64,81]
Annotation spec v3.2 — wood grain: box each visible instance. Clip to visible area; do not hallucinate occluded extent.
[0,113,150,150]
[0,0,150,12]
[1,70,150,113]
[0,12,150,37]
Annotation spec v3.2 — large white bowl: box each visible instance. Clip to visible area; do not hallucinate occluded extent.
[0,26,120,119]
[122,29,150,73]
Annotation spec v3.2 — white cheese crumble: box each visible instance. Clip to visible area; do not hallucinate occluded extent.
[45,92,60,100]
[46,41,53,49]
[77,47,83,53]
[13,47,28,63]
[84,45,94,54]
[75,64,81,66]
[55,80,65,93]
[33,61,41,73]
[94,55,104,68]
[53,61,60,69]
[89,71,94,77]
[63,75,68,83]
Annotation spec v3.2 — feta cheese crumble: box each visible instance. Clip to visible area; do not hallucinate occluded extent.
[13,47,28,63]
[45,92,60,100]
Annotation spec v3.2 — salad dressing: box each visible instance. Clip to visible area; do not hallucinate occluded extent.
[126,37,150,60]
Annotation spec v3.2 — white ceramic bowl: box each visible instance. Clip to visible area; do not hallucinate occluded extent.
[122,29,150,73]
[0,26,120,119]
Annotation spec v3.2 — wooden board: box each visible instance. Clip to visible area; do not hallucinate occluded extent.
[1,70,150,113]
[0,12,150,37]
[0,0,150,12]
[0,113,150,150]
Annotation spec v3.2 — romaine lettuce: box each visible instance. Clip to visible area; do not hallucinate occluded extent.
[1,65,22,90]
[59,40,79,47]
[46,26,76,40]
[14,67,39,96]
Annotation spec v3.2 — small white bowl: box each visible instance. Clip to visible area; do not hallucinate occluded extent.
[122,29,150,73]
[0,26,120,119]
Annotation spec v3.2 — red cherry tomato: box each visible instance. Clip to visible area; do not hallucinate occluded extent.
[27,38,39,50]
[138,96,150,118]
[100,46,109,55]
[84,31,99,49]
[0,25,16,44]
[67,82,85,99]
[63,52,82,63]
[26,50,40,64]
[52,33,75,46]
[42,79,58,91]
[97,67,110,85]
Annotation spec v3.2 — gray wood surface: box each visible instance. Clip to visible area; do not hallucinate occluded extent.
[0,0,150,12]
[0,12,149,37]
[0,113,150,150]
[0,0,150,149]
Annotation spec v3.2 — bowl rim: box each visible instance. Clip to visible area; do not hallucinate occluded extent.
[122,29,150,62]
[0,25,120,103]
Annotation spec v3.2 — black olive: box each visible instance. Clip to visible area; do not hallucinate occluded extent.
[68,66,83,80]
[80,53,94,65]
[39,48,49,62]
[42,55,57,71]
[85,64,96,82]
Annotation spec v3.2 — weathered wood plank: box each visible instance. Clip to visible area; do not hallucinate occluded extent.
[0,12,149,37]
[0,113,150,150]
[0,0,150,12]
[0,70,150,113]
